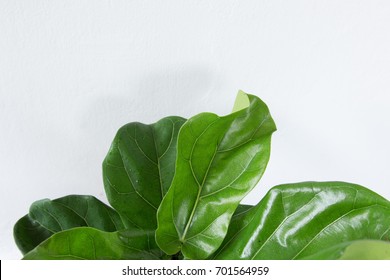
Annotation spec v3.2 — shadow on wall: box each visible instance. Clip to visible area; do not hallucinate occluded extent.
[136,65,218,119]
[79,65,220,141]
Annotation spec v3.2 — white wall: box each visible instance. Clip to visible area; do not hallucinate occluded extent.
[1,0,390,259]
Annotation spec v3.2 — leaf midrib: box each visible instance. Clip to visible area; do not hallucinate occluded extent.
[179,118,219,242]
[179,109,268,243]
[151,119,176,199]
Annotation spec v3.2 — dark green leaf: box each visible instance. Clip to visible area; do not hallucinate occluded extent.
[14,195,124,255]
[23,228,165,260]
[103,116,185,230]
[156,91,276,259]
[213,182,390,260]
[14,215,52,256]
[233,204,253,217]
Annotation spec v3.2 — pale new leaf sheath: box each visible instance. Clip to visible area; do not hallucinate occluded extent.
[156,92,277,259]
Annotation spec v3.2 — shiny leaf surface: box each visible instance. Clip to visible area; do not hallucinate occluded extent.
[23,228,164,260]
[103,116,185,230]
[213,182,390,259]
[14,195,124,255]
[156,92,276,259]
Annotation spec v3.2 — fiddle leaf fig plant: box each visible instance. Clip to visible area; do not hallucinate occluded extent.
[14,91,390,260]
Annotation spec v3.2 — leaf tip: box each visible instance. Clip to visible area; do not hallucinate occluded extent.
[232,90,250,113]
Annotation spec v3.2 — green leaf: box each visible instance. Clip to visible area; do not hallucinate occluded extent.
[212,182,390,260]
[103,116,186,230]
[339,240,390,260]
[210,203,254,259]
[13,215,52,256]
[156,92,277,259]
[14,195,124,255]
[23,228,165,260]
[233,204,253,217]
[302,240,390,260]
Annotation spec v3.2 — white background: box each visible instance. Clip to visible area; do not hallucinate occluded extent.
[1,0,389,259]
[2,260,390,280]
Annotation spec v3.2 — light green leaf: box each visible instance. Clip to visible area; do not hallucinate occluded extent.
[14,195,124,255]
[212,182,390,260]
[302,240,390,260]
[103,116,186,230]
[231,90,250,113]
[23,228,165,260]
[156,92,276,259]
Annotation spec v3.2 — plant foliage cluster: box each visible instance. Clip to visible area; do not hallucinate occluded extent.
[14,92,390,260]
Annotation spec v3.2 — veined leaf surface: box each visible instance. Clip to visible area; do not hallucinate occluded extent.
[23,228,164,260]
[156,92,276,259]
[212,182,390,260]
[14,195,124,255]
[103,116,185,229]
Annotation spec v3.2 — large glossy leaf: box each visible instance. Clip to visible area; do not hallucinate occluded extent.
[103,116,185,230]
[210,203,254,258]
[302,240,390,260]
[14,195,124,255]
[23,228,165,260]
[212,182,390,260]
[156,92,277,259]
